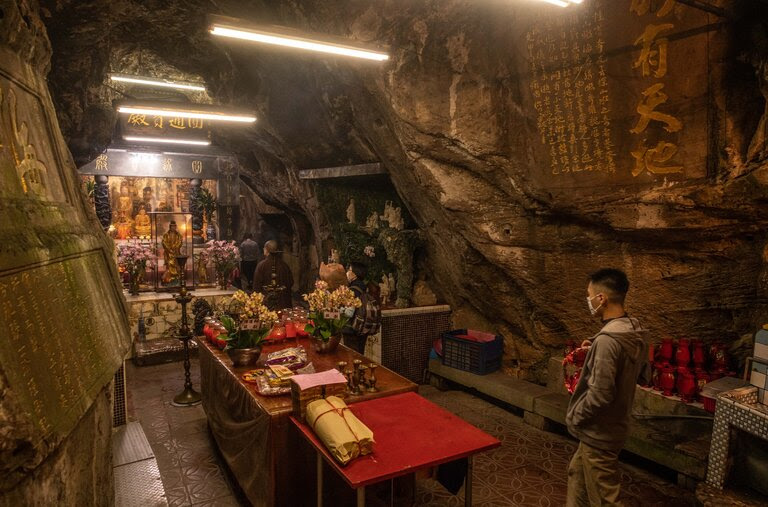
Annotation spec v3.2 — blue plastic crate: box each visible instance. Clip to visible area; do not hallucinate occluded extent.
[441,329,503,375]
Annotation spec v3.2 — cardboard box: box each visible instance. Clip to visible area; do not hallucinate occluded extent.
[755,328,768,362]
[291,380,347,421]
[751,361,768,389]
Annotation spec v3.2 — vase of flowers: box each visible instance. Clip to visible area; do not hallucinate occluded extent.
[205,240,240,289]
[117,241,155,295]
[221,291,278,366]
[302,280,361,353]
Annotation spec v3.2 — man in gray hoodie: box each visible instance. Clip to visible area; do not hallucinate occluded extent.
[566,268,650,507]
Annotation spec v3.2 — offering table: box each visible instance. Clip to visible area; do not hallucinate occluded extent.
[196,336,417,507]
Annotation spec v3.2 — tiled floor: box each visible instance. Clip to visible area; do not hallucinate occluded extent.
[125,360,692,506]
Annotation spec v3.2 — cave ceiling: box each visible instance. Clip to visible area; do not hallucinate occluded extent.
[39,0,768,378]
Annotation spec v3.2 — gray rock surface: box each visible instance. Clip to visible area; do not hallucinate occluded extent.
[38,0,768,380]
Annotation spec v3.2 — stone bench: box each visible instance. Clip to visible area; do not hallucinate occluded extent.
[427,358,711,484]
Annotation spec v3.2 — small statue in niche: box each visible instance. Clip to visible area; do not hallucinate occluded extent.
[195,252,209,284]
[161,220,183,284]
[330,248,341,264]
[379,274,391,306]
[387,273,396,300]
[412,274,438,307]
[364,211,380,232]
[382,201,404,231]
[118,182,133,219]
[134,208,151,239]
[346,198,356,224]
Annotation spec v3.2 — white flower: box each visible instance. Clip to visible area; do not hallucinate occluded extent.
[364,245,375,258]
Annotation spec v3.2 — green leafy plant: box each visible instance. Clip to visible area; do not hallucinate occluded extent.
[302,281,361,341]
[195,187,217,222]
[220,314,270,349]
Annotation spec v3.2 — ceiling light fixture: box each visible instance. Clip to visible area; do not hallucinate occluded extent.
[209,20,389,61]
[110,74,207,92]
[539,0,570,6]
[123,136,212,146]
[117,105,256,123]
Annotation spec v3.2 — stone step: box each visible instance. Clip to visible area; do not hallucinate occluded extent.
[428,358,711,480]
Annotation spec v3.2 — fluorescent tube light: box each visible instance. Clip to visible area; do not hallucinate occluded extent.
[117,106,256,123]
[123,136,211,146]
[565,0,583,4]
[210,25,389,61]
[110,74,207,92]
[539,0,570,6]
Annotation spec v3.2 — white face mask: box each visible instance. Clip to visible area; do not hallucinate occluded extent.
[587,295,603,316]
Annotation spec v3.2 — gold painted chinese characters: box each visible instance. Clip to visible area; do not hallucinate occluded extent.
[629,0,684,177]
[0,86,50,198]
[526,1,616,176]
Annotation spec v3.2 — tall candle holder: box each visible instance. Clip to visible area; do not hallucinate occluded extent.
[172,254,202,406]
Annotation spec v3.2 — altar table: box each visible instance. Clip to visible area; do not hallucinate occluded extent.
[196,336,417,507]
[291,392,501,507]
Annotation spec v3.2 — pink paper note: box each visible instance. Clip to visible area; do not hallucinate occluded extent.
[291,369,347,390]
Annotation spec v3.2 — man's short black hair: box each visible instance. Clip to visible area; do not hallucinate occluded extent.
[588,268,629,302]
[349,262,368,280]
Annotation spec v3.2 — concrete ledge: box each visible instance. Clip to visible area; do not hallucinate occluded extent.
[428,359,549,412]
[428,359,711,481]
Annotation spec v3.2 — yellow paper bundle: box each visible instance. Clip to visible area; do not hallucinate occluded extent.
[305,396,374,465]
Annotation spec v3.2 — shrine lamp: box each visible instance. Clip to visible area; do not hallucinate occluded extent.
[116,105,256,123]
[209,16,389,61]
[110,74,206,92]
[123,136,211,147]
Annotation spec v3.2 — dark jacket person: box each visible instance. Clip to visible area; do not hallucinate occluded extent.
[565,268,649,507]
[252,240,293,310]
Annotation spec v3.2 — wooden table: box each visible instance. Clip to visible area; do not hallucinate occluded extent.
[291,392,501,507]
[196,336,417,507]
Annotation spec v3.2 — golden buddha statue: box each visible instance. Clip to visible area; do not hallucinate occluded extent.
[118,183,133,219]
[134,208,151,239]
[115,211,134,240]
[161,221,184,284]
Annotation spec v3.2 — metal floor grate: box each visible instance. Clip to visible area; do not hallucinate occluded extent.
[113,421,167,506]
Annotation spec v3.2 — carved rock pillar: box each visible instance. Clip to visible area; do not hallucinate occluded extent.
[94,175,111,229]
[189,178,204,244]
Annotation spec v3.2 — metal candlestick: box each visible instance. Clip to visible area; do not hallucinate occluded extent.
[367,363,379,393]
[172,255,201,406]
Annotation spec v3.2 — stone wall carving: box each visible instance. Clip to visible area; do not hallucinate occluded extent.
[0,0,130,502]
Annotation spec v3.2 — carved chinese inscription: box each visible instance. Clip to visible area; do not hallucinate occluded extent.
[527,0,616,176]
[0,253,124,438]
[629,0,684,177]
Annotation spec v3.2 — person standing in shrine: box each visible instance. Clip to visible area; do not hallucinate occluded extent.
[252,240,293,310]
[341,262,381,355]
[566,268,650,507]
[239,233,260,291]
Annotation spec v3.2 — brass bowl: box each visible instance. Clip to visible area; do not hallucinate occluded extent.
[227,346,262,367]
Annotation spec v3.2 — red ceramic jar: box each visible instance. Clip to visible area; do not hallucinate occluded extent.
[675,339,690,367]
[691,339,705,370]
[659,365,676,396]
[677,369,696,402]
[658,338,674,364]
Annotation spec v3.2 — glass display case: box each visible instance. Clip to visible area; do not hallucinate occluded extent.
[151,212,193,291]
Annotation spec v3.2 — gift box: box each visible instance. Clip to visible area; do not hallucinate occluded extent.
[290,369,348,421]
[755,326,768,363]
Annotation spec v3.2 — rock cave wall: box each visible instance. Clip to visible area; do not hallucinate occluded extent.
[40,0,768,380]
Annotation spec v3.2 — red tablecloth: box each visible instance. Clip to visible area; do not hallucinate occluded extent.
[292,391,500,488]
